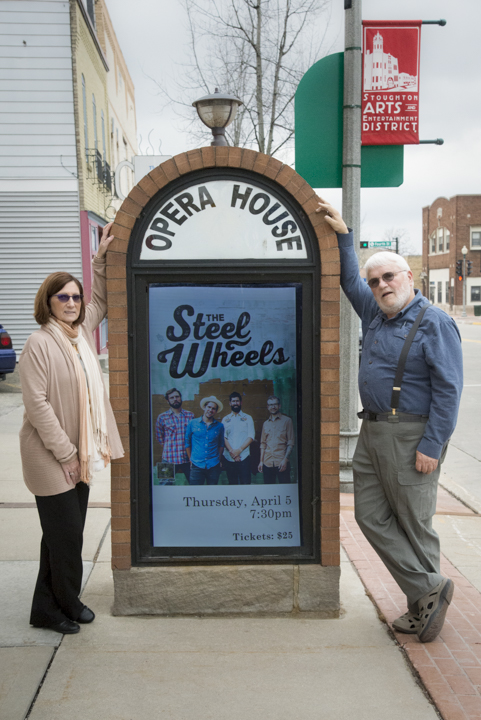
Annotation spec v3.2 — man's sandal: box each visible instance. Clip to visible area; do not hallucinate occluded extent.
[392,612,421,634]
[417,578,454,643]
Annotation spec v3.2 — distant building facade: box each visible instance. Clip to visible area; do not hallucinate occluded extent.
[422,195,481,314]
[0,0,137,352]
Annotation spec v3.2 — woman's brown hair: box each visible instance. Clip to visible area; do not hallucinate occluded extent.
[34,272,86,326]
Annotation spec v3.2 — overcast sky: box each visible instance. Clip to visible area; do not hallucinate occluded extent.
[105,0,481,253]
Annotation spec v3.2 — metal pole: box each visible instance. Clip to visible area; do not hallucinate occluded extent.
[339,0,362,492]
[462,257,467,317]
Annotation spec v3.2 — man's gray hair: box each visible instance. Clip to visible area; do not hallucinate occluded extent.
[364,251,410,276]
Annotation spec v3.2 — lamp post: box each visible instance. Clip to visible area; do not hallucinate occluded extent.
[461,245,468,317]
[192,88,243,147]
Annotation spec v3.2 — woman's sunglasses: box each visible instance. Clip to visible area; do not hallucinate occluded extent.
[51,294,84,303]
[367,270,407,289]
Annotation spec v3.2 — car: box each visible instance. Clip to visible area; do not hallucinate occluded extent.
[0,324,16,381]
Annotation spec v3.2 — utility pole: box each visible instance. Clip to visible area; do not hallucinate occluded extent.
[461,245,468,318]
[339,0,362,491]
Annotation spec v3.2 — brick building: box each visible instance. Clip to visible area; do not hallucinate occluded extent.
[0,0,137,352]
[422,195,481,314]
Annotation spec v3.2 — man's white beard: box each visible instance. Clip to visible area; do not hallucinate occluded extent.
[377,284,412,316]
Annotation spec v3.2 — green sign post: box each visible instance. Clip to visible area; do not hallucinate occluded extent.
[295,52,404,188]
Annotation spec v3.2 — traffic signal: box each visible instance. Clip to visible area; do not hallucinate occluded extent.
[456,259,463,280]
[467,260,473,276]
[360,241,369,249]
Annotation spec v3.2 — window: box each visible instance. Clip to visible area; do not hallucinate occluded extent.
[90,224,98,254]
[471,228,481,249]
[437,228,444,253]
[101,110,106,163]
[437,281,442,303]
[82,75,88,162]
[471,286,481,302]
[445,229,450,251]
[92,94,98,150]
[430,233,436,254]
[429,281,435,303]
[445,281,449,304]
[85,0,95,27]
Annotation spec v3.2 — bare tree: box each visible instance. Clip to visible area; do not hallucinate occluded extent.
[381,227,420,257]
[151,0,334,158]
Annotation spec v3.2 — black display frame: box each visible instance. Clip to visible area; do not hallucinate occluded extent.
[127,167,321,565]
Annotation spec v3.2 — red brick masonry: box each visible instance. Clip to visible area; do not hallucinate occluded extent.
[341,490,481,720]
[108,148,340,571]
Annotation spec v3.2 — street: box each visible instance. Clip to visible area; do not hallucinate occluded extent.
[441,320,481,512]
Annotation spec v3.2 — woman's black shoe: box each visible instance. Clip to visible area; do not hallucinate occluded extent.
[77,605,95,623]
[33,619,80,634]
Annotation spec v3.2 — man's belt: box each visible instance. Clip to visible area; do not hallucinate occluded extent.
[357,410,429,423]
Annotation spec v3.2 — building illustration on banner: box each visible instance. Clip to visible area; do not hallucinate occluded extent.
[364,31,418,92]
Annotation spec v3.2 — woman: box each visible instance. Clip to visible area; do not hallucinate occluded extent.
[19,222,124,635]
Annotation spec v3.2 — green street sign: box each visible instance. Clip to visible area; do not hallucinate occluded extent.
[370,241,393,247]
[295,52,404,188]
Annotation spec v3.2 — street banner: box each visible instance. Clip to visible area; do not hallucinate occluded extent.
[149,284,302,548]
[362,20,422,146]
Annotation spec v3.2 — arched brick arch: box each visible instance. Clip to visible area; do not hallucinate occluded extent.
[108,148,340,587]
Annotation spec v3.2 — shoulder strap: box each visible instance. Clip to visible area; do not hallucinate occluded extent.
[390,304,429,413]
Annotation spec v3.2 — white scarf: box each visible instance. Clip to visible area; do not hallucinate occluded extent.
[45,318,111,482]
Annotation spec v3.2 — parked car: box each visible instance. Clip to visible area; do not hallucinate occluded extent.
[0,325,16,381]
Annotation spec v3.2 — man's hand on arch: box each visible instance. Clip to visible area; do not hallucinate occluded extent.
[315,198,349,234]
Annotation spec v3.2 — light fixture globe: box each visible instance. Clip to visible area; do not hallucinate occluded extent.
[192,87,243,146]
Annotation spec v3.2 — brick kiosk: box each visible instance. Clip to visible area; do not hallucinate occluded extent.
[108,147,341,616]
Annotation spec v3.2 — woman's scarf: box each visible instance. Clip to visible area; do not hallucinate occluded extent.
[45,317,111,483]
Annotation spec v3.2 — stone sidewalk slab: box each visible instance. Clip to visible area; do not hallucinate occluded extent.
[27,556,438,720]
[0,508,111,562]
[341,494,481,720]
[434,515,481,594]
[0,561,93,648]
[0,646,54,720]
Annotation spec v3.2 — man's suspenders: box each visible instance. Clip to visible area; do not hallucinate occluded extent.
[389,303,430,417]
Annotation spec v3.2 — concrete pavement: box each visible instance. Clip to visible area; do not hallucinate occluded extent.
[1,384,480,718]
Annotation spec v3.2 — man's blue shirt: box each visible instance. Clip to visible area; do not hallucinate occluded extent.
[338,230,463,459]
[185,416,225,469]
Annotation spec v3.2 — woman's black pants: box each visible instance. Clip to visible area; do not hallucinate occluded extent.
[30,482,89,626]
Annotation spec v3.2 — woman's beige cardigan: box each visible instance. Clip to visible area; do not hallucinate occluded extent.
[19,257,124,496]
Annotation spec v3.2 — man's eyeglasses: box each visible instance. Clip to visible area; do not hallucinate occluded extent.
[51,294,84,303]
[367,270,407,289]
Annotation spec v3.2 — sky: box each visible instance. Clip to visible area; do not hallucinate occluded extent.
[105,0,481,254]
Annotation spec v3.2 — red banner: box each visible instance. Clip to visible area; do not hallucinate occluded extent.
[362,20,422,146]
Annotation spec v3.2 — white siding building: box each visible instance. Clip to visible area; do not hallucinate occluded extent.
[0,0,82,350]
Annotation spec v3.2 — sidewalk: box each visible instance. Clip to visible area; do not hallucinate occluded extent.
[1,398,480,719]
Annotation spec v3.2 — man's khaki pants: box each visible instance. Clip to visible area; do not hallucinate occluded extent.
[353,419,445,612]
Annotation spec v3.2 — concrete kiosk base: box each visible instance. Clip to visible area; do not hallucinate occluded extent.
[112,564,340,617]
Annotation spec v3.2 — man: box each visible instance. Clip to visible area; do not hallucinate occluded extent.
[222,392,255,485]
[258,396,294,484]
[316,198,463,643]
[185,396,225,486]
[155,388,194,483]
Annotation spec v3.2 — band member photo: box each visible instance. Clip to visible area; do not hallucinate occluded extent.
[222,392,255,485]
[185,396,225,486]
[258,395,294,484]
[155,388,194,483]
